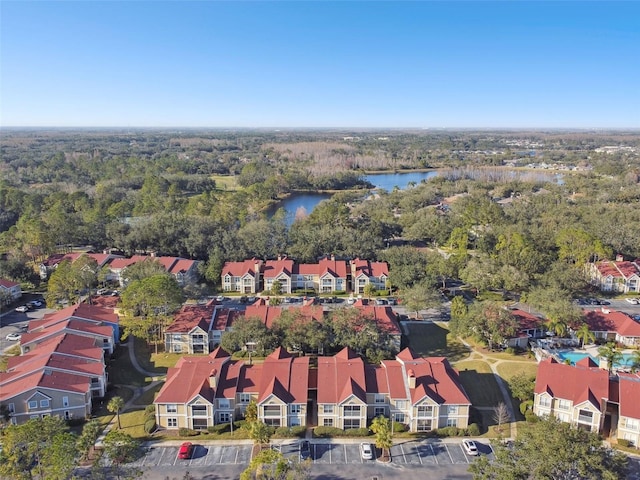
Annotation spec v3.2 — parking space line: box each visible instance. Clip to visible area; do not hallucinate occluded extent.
[445,444,454,463]
[235,448,239,464]
[219,447,225,464]
[344,444,347,463]
[430,444,438,464]
[400,444,407,463]
[313,445,317,464]
[459,444,470,463]
[329,444,332,464]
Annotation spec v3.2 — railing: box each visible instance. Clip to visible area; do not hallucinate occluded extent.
[343,410,361,417]
[577,415,594,424]
[191,409,208,417]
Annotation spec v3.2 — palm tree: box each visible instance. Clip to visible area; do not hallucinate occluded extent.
[598,342,622,373]
[107,396,125,429]
[546,318,567,337]
[370,415,393,462]
[574,323,595,349]
[630,350,640,373]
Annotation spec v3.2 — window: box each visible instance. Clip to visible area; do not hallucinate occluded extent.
[395,400,407,409]
[538,396,551,408]
[393,413,405,423]
[40,399,49,408]
[343,405,360,417]
[557,399,570,411]
[167,404,178,413]
[374,407,385,417]
[219,412,231,423]
[64,411,71,420]
[239,394,251,403]
[28,400,38,410]
[191,405,207,417]
[446,418,458,427]
[263,405,280,417]
[103,338,109,344]
[323,418,334,427]
[417,419,432,432]
[290,405,301,414]
[447,405,458,414]
[167,418,177,428]
[193,418,209,430]
[173,344,182,353]
[578,409,593,424]
[265,418,280,427]
[375,394,385,404]
[62,396,69,407]
[417,405,434,417]
[344,419,360,429]
[323,405,334,414]
[8,403,14,413]
[218,399,230,409]
[290,417,301,426]
[625,418,640,431]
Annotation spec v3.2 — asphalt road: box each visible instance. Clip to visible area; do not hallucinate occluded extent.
[0,295,52,353]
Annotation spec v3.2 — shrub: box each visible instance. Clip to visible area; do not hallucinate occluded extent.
[525,412,539,423]
[313,426,346,438]
[345,427,371,437]
[66,418,86,427]
[208,423,230,434]
[466,423,481,436]
[391,421,406,433]
[273,426,307,438]
[178,427,200,437]
[145,405,155,416]
[505,347,516,355]
[617,439,631,448]
[437,426,465,437]
[144,418,156,434]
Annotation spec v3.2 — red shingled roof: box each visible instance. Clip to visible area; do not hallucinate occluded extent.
[352,304,401,336]
[351,258,389,278]
[221,258,262,278]
[155,347,232,404]
[583,309,640,337]
[257,348,309,404]
[0,369,91,401]
[618,373,640,420]
[21,319,112,347]
[212,308,241,331]
[317,348,367,404]
[0,278,19,288]
[535,357,609,410]
[394,348,471,405]
[511,309,544,331]
[263,257,295,279]
[166,302,215,333]
[595,260,640,279]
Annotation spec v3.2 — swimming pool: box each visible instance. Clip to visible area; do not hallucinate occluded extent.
[556,351,637,369]
[556,351,599,365]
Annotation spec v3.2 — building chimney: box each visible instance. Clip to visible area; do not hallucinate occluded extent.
[209,369,218,389]
[407,369,416,389]
[616,254,624,262]
[331,254,335,261]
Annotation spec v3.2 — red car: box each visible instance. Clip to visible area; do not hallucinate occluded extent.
[178,442,194,459]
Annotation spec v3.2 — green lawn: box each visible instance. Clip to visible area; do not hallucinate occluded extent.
[495,362,539,380]
[133,382,164,406]
[455,361,504,407]
[108,345,152,387]
[403,322,470,362]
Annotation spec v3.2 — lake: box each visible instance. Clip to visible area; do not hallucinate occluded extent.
[271,171,439,224]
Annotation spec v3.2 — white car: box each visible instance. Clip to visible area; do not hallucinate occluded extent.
[625,298,639,305]
[15,305,29,313]
[6,333,22,341]
[462,439,479,456]
[359,442,373,460]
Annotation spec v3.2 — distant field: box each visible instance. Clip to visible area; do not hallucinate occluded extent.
[211,174,239,191]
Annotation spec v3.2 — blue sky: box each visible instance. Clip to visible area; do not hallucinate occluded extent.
[1,1,639,128]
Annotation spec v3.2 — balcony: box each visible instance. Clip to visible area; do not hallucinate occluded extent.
[577,414,594,424]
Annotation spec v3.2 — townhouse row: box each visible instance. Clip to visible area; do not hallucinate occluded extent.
[534,356,640,448]
[39,252,200,287]
[163,298,402,355]
[154,346,471,433]
[0,304,118,425]
[588,256,640,293]
[221,256,388,295]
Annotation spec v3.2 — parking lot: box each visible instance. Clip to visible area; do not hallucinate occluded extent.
[124,439,494,468]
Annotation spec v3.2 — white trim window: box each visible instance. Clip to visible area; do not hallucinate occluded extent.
[28,400,38,410]
[167,404,178,413]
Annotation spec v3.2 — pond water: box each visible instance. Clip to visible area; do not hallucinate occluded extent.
[273,168,562,225]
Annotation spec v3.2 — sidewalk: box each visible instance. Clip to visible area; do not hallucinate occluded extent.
[96,338,165,446]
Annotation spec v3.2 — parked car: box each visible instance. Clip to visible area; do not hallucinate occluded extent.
[625,297,639,305]
[462,439,479,456]
[178,442,194,459]
[359,442,373,460]
[27,300,43,308]
[215,295,225,302]
[299,440,311,460]
[374,298,387,305]
[15,305,29,313]
[6,333,22,341]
